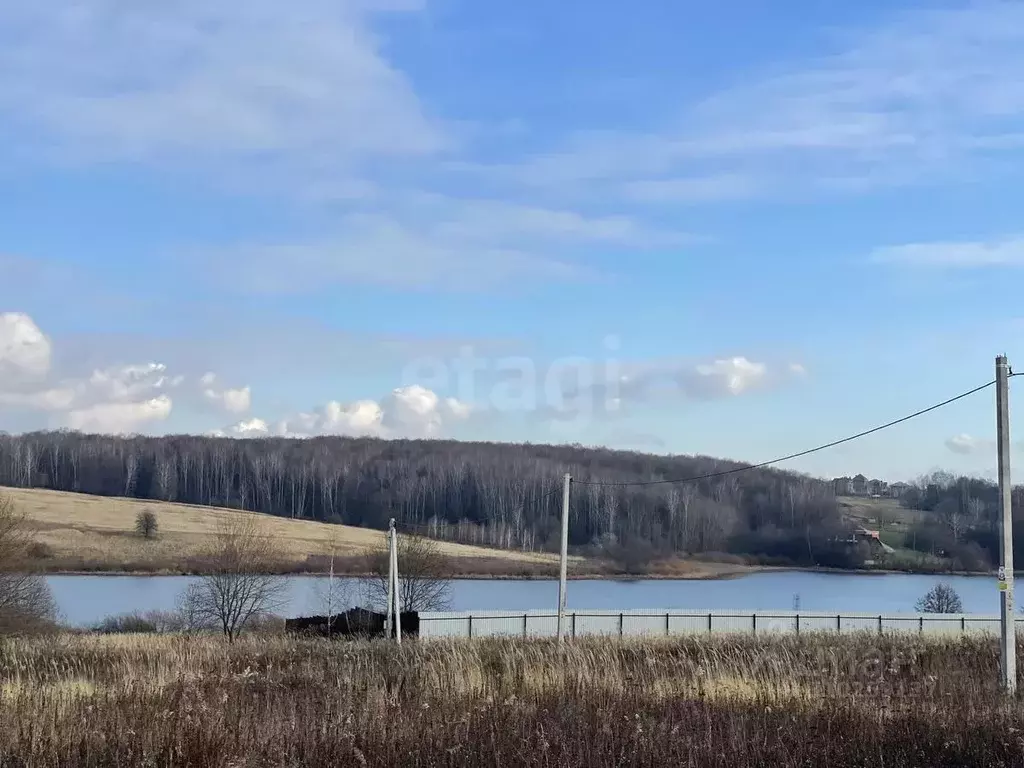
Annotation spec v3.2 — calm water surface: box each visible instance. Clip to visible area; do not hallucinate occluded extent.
[47,571,1009,626]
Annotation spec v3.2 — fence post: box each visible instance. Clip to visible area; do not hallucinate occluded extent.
[919,616,924,634]
[752,613,757,635]
[878,615,883,636]
[836,614,841,634]
[795,613,800,635]
[571,612,576,638]
[665,612,670,636]
[708,612,713,634]
[523,613,528,638]
[468,615,473,639]
[619,612,624,637]
[962,616,966,634]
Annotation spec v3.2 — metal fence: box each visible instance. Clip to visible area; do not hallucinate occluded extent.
[418,609,1024,639]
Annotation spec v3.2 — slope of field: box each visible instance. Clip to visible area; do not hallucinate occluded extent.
[838,495,920,550]
[4,487,748,578]
[3,486,569,576]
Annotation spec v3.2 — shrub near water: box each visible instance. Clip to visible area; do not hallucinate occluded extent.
[1,633,1023,766]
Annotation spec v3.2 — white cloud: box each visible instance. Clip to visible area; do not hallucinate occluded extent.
[88,363,181,402]
[283,399,385,437]
[945,433,983,455]
[0,388,77,411]
[621,174,759,203]
[199,195,688,294]
[692,357,768,396]
[64,395,173,434]
[0,312,247,434]
[542,355,801,423]
[945,433,1024,456]
[0,312,51,380]
[219,418,271,438]
[507,3,1024,196]
[871,236,1024,268]
[199,373,252,413]
[217,385,472,440]
[0,1,444,178]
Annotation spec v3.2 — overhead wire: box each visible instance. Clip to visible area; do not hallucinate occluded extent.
[392,376,1001,535]
[572,378,997,488]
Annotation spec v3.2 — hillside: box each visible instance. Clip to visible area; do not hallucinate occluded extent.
[0,431,844,569]
[3,486,748,578]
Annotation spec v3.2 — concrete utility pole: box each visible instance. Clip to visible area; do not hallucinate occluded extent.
[557,473,571,642]
[385,518,395,640]
[996,355,1016,695]
[393,522,402,645]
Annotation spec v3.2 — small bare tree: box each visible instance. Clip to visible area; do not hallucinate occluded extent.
[135,509,158,540]
[916,582,963,613]
[0,492,57,632]
[311,530,352,627]
[178,514,287,641]
[367,532,452,612]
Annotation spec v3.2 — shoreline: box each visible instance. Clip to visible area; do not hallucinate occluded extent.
[40,564,1007,580]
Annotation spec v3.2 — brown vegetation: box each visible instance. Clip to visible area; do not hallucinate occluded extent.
[3,486,588,575]
[1,632,1023,766]
[177,515,288,641]
[3,486,751,578]
[367,532,453,611]
[0,492,56,633]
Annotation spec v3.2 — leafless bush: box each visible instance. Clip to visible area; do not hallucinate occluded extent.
[366,532,452,612]
[177,514,288,641]
[0,492,57,633]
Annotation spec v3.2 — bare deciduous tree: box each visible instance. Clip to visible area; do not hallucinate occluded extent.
[312,530,352,622]
[0,492,57,632]
[915,582,963,614]
[177,514,287,641]
[367,532,452,612]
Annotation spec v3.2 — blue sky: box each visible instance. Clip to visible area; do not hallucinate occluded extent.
[3,0,1024,481]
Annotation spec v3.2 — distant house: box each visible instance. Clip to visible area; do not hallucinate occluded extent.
[833,477,853,495]
[851,474,869,495]
[868,479,888,497]
[888,482,912,499]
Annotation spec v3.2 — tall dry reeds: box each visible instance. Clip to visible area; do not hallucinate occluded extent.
[0,633,1022,766]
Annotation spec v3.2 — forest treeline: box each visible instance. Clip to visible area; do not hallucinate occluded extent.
[897,471,1024,571]
[0,431,857,568]
[7,431,1021,571]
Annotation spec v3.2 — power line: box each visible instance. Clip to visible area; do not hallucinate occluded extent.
[395,376,1000,532]
[573,378,997,489]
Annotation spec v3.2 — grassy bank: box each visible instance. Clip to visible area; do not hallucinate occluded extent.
[4,486,752,579]
[1,632,1023,766]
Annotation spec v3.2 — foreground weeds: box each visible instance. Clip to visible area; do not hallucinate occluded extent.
[1,633,1023,766]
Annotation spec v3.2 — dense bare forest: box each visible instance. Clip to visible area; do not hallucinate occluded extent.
[0,431,856,567]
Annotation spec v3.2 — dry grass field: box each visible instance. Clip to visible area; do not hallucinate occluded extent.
[1,632,1022,766]
[3,486,749,578]
[3,486,571,576]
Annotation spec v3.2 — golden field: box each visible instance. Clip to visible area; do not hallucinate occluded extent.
[3,486,749,578]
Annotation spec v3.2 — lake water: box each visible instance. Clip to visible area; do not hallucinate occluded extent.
[47,571,1012,627]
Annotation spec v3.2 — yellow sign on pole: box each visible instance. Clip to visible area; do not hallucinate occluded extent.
[999,581,1009,591]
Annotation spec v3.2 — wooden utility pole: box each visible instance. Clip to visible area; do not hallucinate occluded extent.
[996,355,1016,695]
[557,473,571,642]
